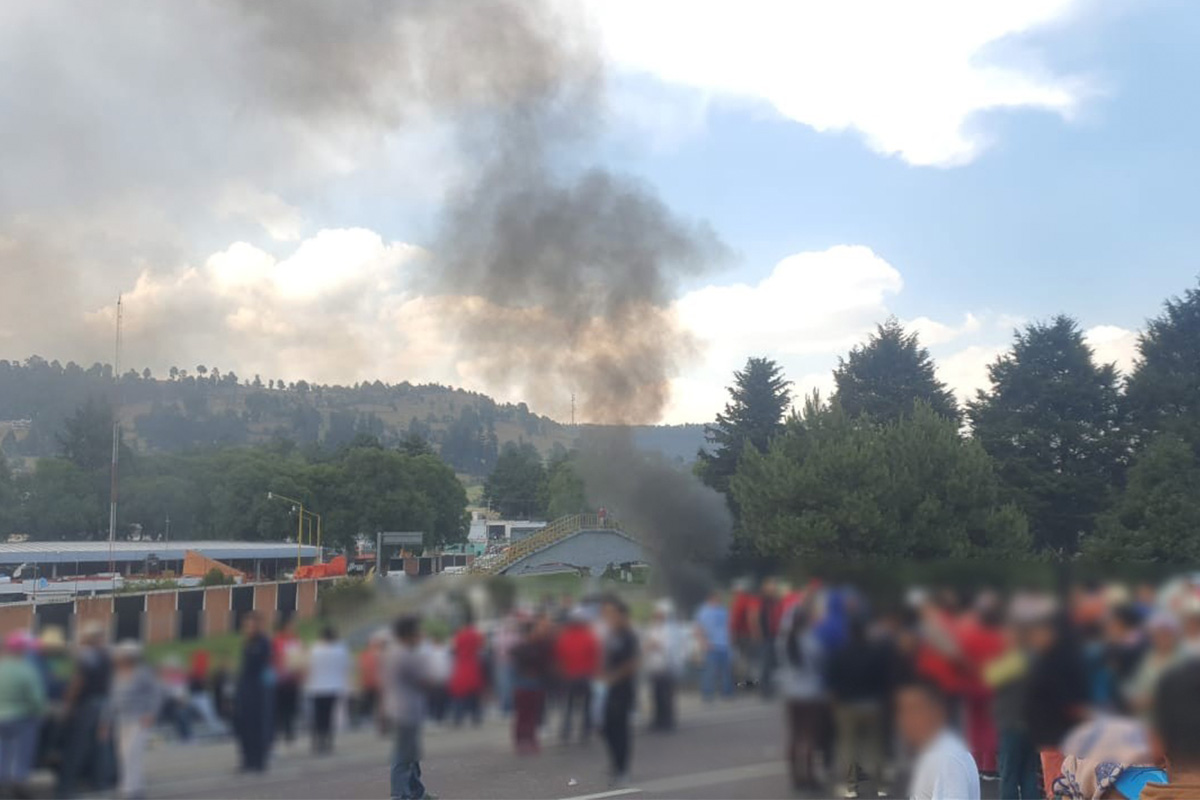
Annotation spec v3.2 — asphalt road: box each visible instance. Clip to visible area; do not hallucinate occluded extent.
[138,695,816,800]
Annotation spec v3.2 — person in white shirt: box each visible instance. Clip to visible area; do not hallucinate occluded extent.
[643,600,686,731]
[897,679,980,800]
[306,626,352,755]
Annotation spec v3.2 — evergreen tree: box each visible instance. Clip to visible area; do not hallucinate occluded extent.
[697,357,791,494]
[1126,280,1200,443]
[398,431,435,457]
[732,400,1028,560]
[483,442,546,518]
[968,316,1128,553]
[0,454,15,535]
[58,397,116,472]
[539,450,588,519]
[1086,434,1200,563]
[832,318,959,424]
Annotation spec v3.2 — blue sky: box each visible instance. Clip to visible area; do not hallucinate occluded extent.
[611,0,1199,324]
[3,0,1197,423]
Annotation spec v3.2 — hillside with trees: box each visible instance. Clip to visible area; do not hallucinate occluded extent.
[0,361,708,478]
[0,362,565,476]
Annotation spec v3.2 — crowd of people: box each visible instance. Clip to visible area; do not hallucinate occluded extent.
[0,614,357,799]
[737,574,1200,800]
[4,573,1200,799]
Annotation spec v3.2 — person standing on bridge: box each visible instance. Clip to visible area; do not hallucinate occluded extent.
[601,598,640,788]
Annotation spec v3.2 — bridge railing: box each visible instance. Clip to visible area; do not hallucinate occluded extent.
[467,514,623,575]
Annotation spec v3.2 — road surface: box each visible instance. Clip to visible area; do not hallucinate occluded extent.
[140,695,811,799]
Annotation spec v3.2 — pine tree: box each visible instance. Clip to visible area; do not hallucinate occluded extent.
[968,316,1128,553]
[697,357,791,494]
[1126,279,1200,444]
[832,318,959,424]
[1086,434,1200,563]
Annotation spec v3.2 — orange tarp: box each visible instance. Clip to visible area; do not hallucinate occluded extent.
[182,550,245,579]
[294,555,346,580]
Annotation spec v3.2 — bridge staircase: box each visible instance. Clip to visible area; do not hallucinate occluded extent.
[467,513,625,575]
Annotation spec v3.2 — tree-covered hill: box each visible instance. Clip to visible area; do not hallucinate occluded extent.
[0,358,707,476]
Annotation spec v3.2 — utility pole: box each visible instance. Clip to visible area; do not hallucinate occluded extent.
[108,295,123,573]
[570,392,576,427]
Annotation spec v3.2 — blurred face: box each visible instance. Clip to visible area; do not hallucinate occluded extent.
[1027,620,1057,653]
[243,615,260,637]
[1151,627,1178,655]
[603,603,626,629]
[896,686,945,751]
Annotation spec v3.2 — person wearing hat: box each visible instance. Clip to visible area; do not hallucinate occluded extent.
[1126,612,1184,718]
[33,626,69,702]
[110,640,162,800]
[58,620,113,798]
[0,631,46,799]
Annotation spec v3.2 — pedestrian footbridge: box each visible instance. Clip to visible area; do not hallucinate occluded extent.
[468,514,646,577]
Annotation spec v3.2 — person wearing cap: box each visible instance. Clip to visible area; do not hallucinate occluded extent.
[110,640,162,800]
[0,631,46,799]
[1126,612,1184,718]
[58,620,112,798]
[33,626,69,702]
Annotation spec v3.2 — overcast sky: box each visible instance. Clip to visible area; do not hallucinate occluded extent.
[1,0,1194,424]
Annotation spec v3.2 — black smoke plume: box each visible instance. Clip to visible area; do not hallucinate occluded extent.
[577,430,732,609]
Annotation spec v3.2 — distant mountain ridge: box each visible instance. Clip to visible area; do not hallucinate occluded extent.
[0,357,708,475]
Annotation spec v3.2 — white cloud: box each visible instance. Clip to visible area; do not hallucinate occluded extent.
[590,0,1089,166]
[668,245,916,422]
[100,229,449,389]
[936,344,1006,402]
[1085,324,1139,375]
[907,313,983,346]
[97,231,1141,427]
[215,184,305,242]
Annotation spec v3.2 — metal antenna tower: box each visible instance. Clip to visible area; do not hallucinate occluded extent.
[108,296,122,573]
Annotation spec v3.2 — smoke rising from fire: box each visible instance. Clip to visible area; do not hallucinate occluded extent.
[577,429,732,608]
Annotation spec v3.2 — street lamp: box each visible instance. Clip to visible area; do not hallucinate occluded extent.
[267,491,307,571]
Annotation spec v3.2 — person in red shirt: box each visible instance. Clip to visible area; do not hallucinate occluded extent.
[555,611,600,742]
[357,629,387,726]
[730,581,762,690]
[956,593,1007,779]
[272,617,303,747]
[447,618,486,726]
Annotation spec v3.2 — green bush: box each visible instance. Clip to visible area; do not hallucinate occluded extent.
[201,568,234,586]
